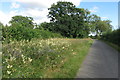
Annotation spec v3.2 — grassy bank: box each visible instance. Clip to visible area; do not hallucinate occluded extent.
[102,40,120,52]
[3,38,93,78]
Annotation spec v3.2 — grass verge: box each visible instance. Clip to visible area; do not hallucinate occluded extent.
[102,40,120,52]
[2,38,93,78]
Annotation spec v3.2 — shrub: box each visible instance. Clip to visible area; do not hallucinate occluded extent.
[101,28,120,47]
[2,25,62,43]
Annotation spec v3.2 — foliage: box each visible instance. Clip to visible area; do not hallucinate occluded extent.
[0,22,3,41]
[9,15,35,29]
[2,2,113,40]
[3,38,93,78]
[102,40,120,52]
[101,28,120,47]
[2,25,62,42]
[89,14,112,37]
[47,1,93,38]
[41,1,113,38]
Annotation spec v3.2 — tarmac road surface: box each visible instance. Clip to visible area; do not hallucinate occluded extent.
[76,40,118,78]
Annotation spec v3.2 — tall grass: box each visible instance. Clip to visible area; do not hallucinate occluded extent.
[2,38,93,78]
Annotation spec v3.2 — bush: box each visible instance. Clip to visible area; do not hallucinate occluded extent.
[2,25,62,43]
[101,28,120,47]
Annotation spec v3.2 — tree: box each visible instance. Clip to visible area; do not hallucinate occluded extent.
[98,20,112,35]
[9,15,35,29]
[89,14,101,32]
[48,1,90,38]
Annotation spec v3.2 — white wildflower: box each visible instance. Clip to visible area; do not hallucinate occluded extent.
[28,58,32,62]
[7,64,13,68]
[61,60,64,63]
[7,71,11,74]
[5,59,9,62]
[21,54,24,57]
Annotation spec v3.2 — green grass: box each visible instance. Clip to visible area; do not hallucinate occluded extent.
[102,40,120,52]
[2,38,93,78]
[0,52,2,80]
[47,38,93,78]
[0,41,2,79]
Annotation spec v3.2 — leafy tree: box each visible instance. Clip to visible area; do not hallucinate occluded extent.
[89,14,101,33]
[48,1,90,38]
[101,28,120,46]
[9,15,35,29]
[97,20,112,35]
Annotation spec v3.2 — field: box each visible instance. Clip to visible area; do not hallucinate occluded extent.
[2,38,93,78]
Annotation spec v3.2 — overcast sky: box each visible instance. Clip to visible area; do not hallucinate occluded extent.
[0,0,119,29]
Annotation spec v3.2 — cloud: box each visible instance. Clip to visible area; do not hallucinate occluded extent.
[19,9,50,24]
[101,17,108,19]
[16,0,81,9]
[89,6,99,13]
[11,2,20,8]
[0,11,8,25]
[0,0,118,2]
[0,0,82,25]
[0,10,19,25]
[81,0,119,2]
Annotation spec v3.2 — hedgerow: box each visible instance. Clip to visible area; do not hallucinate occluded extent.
[101,28,120,47]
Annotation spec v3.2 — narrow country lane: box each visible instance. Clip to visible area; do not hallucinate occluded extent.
[76,40,118,78]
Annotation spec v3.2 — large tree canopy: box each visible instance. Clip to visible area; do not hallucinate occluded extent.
[88,14,112,37]
[9,15,35,29]
[47,1,92,38]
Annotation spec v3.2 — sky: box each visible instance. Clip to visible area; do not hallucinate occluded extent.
[79,2,118,30]
[0,0,119,29]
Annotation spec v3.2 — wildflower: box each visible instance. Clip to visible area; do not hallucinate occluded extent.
[58,55,60,57]
[7,71,11,74]
[23,59,26,63]
[26,40,29,42]
[28,58,32,62]
[10,56,16,61]
[7,64,13,68]
[21,54,24,57]
[72,52,76,55]
[5,59,9,62]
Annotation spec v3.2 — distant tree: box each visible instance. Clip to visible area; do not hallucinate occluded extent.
[89,14,101,32]
[38,22,48,30]
[9,15,35,29]
[82,9,92,37]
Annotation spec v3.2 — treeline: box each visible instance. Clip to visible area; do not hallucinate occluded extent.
[40,1,112,38]
[1,1,113,42]
[1,16,62,43]
[101,28,120,47]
